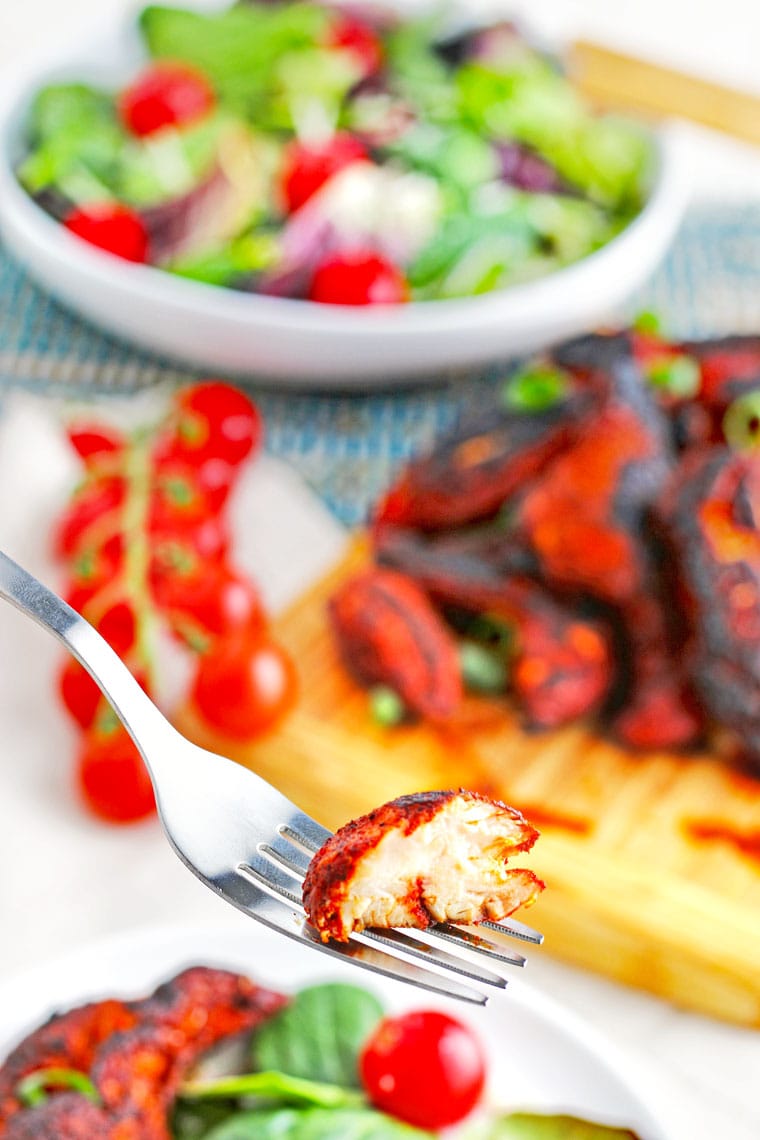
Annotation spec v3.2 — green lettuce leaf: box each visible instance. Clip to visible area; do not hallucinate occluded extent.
[203,1106,433,1139]
[466,1112,641,1139]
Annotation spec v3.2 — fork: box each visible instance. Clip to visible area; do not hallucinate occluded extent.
[0,549,542,1005]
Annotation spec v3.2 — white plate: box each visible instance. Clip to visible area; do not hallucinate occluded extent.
[0,920,669,1138]
[0,3,687,388]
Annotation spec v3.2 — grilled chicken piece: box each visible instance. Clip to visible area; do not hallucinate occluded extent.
[520,334,703,749]
[374,385,592,532]
[302,790,543,943]
[329,568,462,721]
[0,1000,137,1132]
[658,447,760,765]
[0,968,286,1140]
[375,525,612,728]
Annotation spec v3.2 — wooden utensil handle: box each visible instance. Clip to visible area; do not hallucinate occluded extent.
[570,39,760,147]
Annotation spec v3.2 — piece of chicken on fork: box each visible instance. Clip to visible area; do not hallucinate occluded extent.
[302,790,544,943]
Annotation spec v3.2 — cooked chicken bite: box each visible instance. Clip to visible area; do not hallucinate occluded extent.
[302,790,544,943]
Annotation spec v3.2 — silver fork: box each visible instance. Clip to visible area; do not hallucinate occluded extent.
[0,549,542,1005]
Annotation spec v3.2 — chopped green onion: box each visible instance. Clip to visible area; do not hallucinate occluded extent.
[17,1068,100,1108]
[466,614,514,655]
[459,641,509,695]
[502,365,569,413]
[723,390,760,451]
[369,686,406,727]
[632,309,664,336]
[645,354,700,398]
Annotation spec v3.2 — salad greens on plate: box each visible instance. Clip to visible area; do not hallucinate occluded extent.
[18,0,656,305]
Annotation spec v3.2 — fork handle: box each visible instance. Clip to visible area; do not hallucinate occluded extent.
[0,549,176,763]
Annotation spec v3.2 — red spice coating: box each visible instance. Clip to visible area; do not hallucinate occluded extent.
[329,568,462,720]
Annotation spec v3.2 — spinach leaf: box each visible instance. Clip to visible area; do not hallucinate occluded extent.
[180,1069,362,1109]
[466,1113,640,1139]
[251,984,384,1088]
[204,1106,433,1139]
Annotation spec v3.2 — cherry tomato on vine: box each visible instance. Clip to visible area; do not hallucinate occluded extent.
[64,204,150,263]
[360,1010,486,1130]
[159,382,262,469]
[280,133,367,213]
[153,563,265,645]
[119,62,215,137]
[54,477,126,558]
[67,423,125,464]
[309,250,409,306]
[149,463,215,533]
[190,633,297,739]
[326,14,384,77]
[150,520,230,581]
[76,724,155,823]
[59,659,102,729]
[97,600,138,656]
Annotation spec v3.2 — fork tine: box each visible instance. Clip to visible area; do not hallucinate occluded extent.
[217,869,488,1004]
[421,924,527,967]
[237,860,510,990]
[256,841,537,973]
[481,917,544,945]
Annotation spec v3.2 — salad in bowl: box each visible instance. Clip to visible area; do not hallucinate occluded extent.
[0,1,683,382]
[17,2,657,304]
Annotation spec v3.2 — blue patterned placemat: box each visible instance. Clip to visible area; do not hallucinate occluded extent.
[2,204,760,524]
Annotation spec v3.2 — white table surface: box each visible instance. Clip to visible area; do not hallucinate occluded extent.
[0,2,759,1137]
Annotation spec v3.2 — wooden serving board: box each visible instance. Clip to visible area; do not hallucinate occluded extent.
[178,539,760,1027]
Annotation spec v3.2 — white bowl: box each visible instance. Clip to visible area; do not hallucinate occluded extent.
[0,5,686,388]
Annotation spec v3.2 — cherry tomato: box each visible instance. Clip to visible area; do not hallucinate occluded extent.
[153,563,265,643]
[97,600,137,656]
[360,1010,486,1130]
[64,204,149,263]
[160,382,262,469]
[77,724,155,824]
[190,634,297,739]
[280,133,367,213]
[150,520,230,581]
[149,463,215,533]
[119,62,215,137]
[54,477,126,558]
[59,659,101,729]
[326,14,384,77]
[309,250,409,306]
[67,424,125,464]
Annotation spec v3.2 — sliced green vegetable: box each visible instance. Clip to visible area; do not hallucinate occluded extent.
[645,355,700,399]
[369,685,407,728]
[204,1106,434,1139]
[465,1112,640,1139]
[502,365,570,412]
[181,1069,363,1108]
[252,983,385,1088]
[723,390,760,451]
[632,309,664,336]
[17,1067,100,1108]
[459,641,509,695]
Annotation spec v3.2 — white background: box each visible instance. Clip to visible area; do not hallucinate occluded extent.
[0,3,759,1139]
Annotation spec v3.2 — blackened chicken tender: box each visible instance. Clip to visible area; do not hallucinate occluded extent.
[303,790,543,943]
